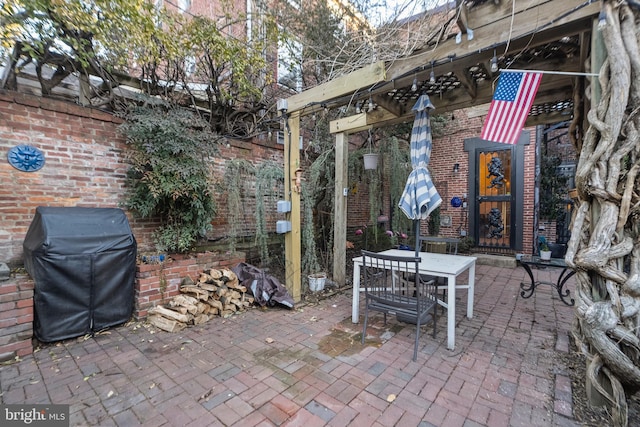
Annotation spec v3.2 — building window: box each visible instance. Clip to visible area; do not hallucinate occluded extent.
[277,38,302,92]
[184,56,196,76]
[178,0,191,13]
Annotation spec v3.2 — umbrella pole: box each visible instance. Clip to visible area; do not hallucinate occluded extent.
[414,220,420,257]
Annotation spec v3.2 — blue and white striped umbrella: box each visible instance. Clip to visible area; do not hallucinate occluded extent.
[398,94,442,220]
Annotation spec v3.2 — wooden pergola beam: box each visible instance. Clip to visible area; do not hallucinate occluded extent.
[329,66,577,134]
[284,0,598,125]
[285,61,386,115]
[385,0,599,82]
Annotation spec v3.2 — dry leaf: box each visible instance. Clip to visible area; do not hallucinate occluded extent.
[265,337,274,343]
[386,394,396,402]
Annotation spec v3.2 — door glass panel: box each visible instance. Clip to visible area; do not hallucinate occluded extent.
[477,150,512,249]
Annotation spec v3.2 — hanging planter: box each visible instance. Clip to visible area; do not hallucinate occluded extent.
[363,128,378,170]
[363,153,379,170]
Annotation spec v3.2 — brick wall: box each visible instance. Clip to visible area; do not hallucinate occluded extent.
[0,90,154,264]
[522,130,537,254]
[0,90,284,266]
[0,275,33,361]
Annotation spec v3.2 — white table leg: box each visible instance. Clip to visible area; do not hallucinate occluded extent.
[447,273,455,350]
[467,262,475,319]
[352,263,361,323]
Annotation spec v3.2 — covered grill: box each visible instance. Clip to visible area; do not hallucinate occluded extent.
[23,207,137,342]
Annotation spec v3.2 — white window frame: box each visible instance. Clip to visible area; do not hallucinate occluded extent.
[277,37,303,92]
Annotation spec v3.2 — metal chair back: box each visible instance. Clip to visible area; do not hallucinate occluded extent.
[419,236,459,255]
[360,250,438,361]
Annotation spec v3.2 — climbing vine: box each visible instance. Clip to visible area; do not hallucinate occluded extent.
[301,181,322,281]
[380,134,413,237]
[567,3,640,426]
[254,161,285,265]
[223,159,255,253]
[119,105,220,253]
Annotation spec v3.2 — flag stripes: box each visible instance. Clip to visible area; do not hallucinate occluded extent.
[480,72,542,145]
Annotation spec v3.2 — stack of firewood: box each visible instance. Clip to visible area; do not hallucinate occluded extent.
[147,267,255,332]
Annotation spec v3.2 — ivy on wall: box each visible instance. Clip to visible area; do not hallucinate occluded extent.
[119,106,220,253]
[254,162,285,265]
[540,154,569,220]
[223,159,255,253]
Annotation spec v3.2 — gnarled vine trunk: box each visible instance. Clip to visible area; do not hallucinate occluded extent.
[567,2,640,426]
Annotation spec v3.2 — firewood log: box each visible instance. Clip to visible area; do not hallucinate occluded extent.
[208,299,223,311]
[193,314,209,325]
[198,283,218,292]
[180,285,210,301]
[197,302,209,314]
[149,305,191,323]
[148,314,186,332]
[208,269,222,279]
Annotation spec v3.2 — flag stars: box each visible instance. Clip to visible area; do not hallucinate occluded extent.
[494,73,523,101]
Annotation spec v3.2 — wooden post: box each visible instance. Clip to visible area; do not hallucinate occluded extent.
[284,112,301,302]
[332,132,348,285]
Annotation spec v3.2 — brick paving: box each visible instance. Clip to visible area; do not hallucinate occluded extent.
[0,263,581,426]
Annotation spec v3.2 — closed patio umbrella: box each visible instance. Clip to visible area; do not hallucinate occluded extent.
[398,94,442,255]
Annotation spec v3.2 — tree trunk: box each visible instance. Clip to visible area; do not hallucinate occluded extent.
[568,2,640,426]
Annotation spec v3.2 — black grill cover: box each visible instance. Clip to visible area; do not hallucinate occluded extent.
[23,207,137,342]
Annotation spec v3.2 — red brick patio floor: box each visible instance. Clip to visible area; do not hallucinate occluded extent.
[0,263,581,426]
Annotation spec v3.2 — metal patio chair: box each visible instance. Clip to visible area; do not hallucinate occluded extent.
[418,236,460,302]
[360,250,438,361]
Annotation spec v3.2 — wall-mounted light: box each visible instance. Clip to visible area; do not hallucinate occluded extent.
[429,61,436,84]
[411,75,418,92]
[355,101,362,114]
[277,98,288,113]
[367,97,375,112]
[453,163,460,173]
[490,50,499,73]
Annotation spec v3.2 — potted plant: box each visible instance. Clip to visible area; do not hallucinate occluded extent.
[539,237,552,261]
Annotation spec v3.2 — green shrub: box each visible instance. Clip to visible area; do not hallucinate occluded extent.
[119,106,220,253]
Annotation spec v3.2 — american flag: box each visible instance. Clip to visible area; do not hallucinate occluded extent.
[480,71,542,145]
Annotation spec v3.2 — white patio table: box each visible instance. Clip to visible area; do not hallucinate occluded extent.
[352,249,477,350]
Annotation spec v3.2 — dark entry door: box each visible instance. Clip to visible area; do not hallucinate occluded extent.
[464,133,529,254]
[476,148,513,251]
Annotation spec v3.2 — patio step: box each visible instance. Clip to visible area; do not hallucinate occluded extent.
[472,253,517,268]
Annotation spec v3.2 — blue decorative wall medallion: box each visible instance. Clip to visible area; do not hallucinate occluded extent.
[7,145,45,172]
